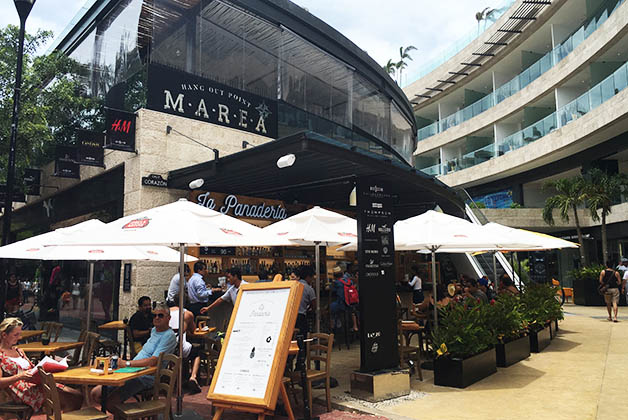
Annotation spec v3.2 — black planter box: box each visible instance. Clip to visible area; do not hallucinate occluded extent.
[496,335,530,367]
[573,278,627,306]
[434,348,497,388]
[529,325,551,353]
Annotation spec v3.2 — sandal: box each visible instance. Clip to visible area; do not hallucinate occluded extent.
[614,319,619,323]
[608,317,613,321]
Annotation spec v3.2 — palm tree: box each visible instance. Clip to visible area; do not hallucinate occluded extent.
[383,59,396,80]
[475,7,496,33]
[542,176,587,265]
[583,169,628,264]
[395,45,417,85]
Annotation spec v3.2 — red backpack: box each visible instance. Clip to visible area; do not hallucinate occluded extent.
[339,277,359,306]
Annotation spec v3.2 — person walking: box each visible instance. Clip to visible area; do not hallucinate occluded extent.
[600,261,624,322]
[407,265,424,304]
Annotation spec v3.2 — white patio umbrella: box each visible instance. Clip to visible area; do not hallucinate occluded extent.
[482,223,579,250]
[0,219,197,332]
[262,206,357,333]
[339,211,539,327]
[43,198,272,415]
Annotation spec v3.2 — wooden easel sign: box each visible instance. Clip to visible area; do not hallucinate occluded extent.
[207,281,303,420]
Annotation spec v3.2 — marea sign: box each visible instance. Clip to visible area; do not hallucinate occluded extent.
[54,145,80,179]
[147,64,278,139]
[77,129,105,167]
[105,108,136,152]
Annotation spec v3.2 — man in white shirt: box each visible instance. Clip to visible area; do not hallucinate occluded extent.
[166,265,190,305]
[295,266,316,335]
[200,267,248,314]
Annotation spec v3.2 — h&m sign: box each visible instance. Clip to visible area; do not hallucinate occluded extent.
[190,191,287,221]
[147,64,278,138]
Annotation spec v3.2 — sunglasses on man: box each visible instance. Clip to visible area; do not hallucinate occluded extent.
[151,312,167,319]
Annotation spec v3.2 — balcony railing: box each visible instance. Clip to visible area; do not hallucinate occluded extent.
[418,60,628,176]
[417,0,624,142]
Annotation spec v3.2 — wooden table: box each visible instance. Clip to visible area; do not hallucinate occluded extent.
[18,341,84,355]
[54,365,157,412]
[288,341,298,356]
[190,327,216,339]
[19,330,45,341]
[98,321,127,358]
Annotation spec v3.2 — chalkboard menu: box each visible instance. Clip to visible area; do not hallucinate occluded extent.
[123,263,132,292]
[356,177,399,372]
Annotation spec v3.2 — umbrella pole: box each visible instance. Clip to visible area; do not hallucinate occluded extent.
[176,244,185,416]
[493,253,498,291]
[431,249,438,330]
[315,242,321,334]
[86,262,94,332]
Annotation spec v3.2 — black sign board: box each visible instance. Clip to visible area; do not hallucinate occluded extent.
[54,145,80,179]
[123,263,132,292]
[105,108,136,152]
[356,177,398,372]
[77,129,104,166]
[529,251,549,283]
[141,174,168,188]
[200,247,236,256]
[0,185,26,205]
[147,64,278,139]
[23,168,41,196]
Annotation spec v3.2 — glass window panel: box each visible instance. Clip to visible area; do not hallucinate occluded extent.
[391,102,414,163]
[614,64,628,93]
[352,74,390,141]
[601,76,615,102]
[590,84,602,109]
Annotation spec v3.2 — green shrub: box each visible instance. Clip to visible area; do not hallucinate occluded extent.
[485,293,526,342]
[520,283,563,332]
[570,265,604,282]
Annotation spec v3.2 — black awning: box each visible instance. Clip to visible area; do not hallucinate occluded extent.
[168,131,465,219]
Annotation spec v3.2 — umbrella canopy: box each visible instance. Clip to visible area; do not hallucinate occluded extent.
[45,199,268,247]
[482,223,579,250]
[0,220,196,262]
[262,206,357,246]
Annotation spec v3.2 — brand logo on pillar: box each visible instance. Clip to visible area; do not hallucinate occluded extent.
[122,218,150,229]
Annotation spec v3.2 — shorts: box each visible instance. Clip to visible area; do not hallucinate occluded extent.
[605,288,620,305]
[106,375,154,402]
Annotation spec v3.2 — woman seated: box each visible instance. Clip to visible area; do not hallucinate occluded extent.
[499,275,520,295]
[0,318,83,413]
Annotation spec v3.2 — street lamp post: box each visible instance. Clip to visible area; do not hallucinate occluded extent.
[2,0,35,247]
[1,0,36,316]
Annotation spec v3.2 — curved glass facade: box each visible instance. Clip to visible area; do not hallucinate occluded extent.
[417,0,624,142]
[64,0,415,164]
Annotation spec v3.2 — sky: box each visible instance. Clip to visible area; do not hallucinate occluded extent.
[0,0,501,86]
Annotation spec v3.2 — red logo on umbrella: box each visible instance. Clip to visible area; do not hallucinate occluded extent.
[88,249,105,254]
[277,232,289,236]
[123,218,150,229]
[26,248,41,252]
[220,228,242,236]
[147,250,158,255]
[338,232,357,237]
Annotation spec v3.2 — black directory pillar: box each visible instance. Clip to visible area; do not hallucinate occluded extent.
[356,177,398,372]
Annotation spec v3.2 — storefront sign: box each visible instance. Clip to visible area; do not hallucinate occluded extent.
[77,129,104,167]
[0,185,26,205]
[23,168,41,196]
[54,146,80,179]
[105,108,136,152]
[356,177,398,372]
[191,191,287,221]
[123,263,132,292]
[141,174,168,188]
[147,64,278,139]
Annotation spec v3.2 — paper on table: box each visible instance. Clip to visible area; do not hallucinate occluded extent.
[213,288,290,399]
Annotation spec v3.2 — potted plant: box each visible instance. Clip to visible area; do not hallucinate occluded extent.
[570,265,607,306]
[486,294,529,367]
[432,298,497,388]
[520,283,561,352]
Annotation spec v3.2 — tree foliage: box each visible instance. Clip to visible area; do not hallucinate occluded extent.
[0,25,102,187]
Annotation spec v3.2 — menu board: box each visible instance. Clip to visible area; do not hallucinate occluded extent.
[207,281,302,412]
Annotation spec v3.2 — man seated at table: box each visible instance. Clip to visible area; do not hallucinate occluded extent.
[91,302,177,408]
[200,267,248,315]
[129,296,152,353]
[463,278,488,303]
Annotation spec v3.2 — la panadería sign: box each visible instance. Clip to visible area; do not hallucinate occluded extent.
[193,191,287,221]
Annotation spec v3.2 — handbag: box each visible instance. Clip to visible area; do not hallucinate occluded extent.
[598,283,609,295]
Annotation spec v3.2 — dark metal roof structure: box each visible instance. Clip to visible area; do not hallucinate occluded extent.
[168,131,465,219]
[411,0,552,105]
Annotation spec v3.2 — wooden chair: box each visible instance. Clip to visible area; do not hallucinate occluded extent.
[0,402,33,420]
[40,322,63,342]
[292,333,334,418]
[80,332,101,366]
[68,330,87,367]
[38,367,107,420]
[195,315,210,330]
[125,325,138,360]
[109,353,181,420]
[200,336,222,385]
[397,320,422,381]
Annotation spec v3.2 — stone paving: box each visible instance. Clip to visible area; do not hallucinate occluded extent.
[25,303,627,420]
